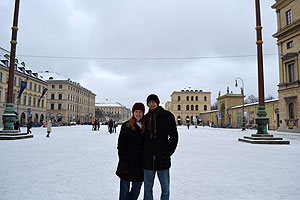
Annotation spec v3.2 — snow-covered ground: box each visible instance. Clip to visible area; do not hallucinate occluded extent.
[1,125,300,200]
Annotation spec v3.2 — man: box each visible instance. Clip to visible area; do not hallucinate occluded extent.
[143,94,178,200]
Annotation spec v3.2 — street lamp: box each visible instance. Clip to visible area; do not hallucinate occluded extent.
[235,77,246,131]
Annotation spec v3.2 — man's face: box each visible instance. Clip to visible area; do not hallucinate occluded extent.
[148,100,158,110]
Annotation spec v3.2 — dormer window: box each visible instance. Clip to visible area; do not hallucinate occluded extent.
[26,70,32,75]
[1,60,8,67]
[4,54,9,59]
[21,62,25,66]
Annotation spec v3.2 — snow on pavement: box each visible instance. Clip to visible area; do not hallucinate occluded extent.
[0,125,300,200]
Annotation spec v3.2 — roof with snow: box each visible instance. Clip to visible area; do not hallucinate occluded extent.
[0,47,46,82]
[38,71,68,81]
[95,102,124,108]
[229,98,278,109]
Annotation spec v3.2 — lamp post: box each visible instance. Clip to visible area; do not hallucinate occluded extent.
[255,0,269,134]
[235,77,246,131]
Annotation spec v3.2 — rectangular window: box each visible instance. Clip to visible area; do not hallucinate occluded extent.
[38,85,41,92]
[33,97,36,107]
[58,104,62,110]
[0,72,2,82]
[28,96,31,106]
[52,84,55,89]
[287,41,294,49]
[42,99,44,108]
[14,77,17,86]
[51,94,55,100]
[34,83,37,92]
[59,94,62,100]
[19,78,22,87]
[6,74,9,83]
[23,96,26,105]
[286,9,292,25]
[51,104,54,110]
[288,63,295,82]
[59,84,63,89]
[29,82,32,90]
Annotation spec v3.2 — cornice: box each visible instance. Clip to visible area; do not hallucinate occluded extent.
[271,0,294,9]
[273,18,300,39]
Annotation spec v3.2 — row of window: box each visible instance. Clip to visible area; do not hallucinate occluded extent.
[177,96,207,101]
[177,105,208,111]
[0,90,45,108]
[49,93,90,105]
[0,72,46,92]
[50,103,90,113]
[51,84,90,97]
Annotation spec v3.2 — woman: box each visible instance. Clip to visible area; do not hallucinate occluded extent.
[116,102,145,200]
[46,120,52,138]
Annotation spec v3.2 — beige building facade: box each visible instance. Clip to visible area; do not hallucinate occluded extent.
[165,88,211,125]
[0,47,47,126]
[39,71,96,123]
[200,93,279,130]
[272,0,300,132]
[95,102,131,122]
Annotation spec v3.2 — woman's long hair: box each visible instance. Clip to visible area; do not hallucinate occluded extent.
[127,115,145,133]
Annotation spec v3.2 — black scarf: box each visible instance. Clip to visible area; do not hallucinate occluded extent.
[148,106,161,138]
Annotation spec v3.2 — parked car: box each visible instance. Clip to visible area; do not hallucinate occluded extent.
[70,121,76,126]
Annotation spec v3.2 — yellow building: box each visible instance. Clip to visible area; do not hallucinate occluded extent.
[165,88,211,125]
[0,47,47,126]
[272,0,300,132]
[39,71,96,123]
[200,92,279,130]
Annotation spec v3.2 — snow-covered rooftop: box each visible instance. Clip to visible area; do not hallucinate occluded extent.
[229,98,278,109]
[0,47,46,82]
[95,102,124,108]
[38,71,68,81]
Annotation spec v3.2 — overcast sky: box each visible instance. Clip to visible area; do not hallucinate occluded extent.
[0,0,279,108]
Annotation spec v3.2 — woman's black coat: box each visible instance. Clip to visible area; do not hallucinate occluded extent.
[142,107,178,170]
[116,121,144,182]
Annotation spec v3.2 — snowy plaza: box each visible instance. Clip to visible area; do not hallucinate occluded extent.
[1,125,300,200]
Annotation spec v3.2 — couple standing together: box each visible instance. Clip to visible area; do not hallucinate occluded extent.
[116,94,179,200]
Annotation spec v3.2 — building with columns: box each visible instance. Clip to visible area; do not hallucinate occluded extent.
[39,71,96,123]
[272,0,300,132]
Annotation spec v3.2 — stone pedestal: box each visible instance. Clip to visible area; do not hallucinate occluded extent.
[238,134,290,145]
[0,130,33,140]
[255,105,269,134]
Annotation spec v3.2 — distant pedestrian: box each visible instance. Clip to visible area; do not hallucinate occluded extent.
[14,118,21,132]
[46,120,52,137]
[97,120,100,131]
[27,120,32,134]
[116,102,145,200]
[114,121,117,133]
[108,119,114,134]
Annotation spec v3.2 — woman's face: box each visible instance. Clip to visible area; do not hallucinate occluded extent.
[134,110,144,121]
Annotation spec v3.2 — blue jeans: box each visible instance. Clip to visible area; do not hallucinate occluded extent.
[119,179,143,200]
[144,169,170,200]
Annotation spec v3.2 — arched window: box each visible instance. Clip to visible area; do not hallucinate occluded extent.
[177,105,181,111]
[195,96,198,101]
[195,105,199,110]
[191,105,194,110]
[186,105,189,110]
[186,96,189,101]
[204,105,207,111]
[289,103,294,119]
[191,96,194,101]
[178,96,181,101]
[204,96,207,101]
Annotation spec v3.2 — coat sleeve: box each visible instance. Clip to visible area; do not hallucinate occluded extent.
[117,123,129,172]
[167,112,179,156]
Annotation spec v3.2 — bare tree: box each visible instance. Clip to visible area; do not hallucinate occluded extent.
[265,95,275,101]
[244,95,258,104]
[211,101,218,110]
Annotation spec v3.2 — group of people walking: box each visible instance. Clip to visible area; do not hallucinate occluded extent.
[116,94,179,200]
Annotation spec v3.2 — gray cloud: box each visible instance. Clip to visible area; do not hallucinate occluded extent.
[0,0,279,108]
